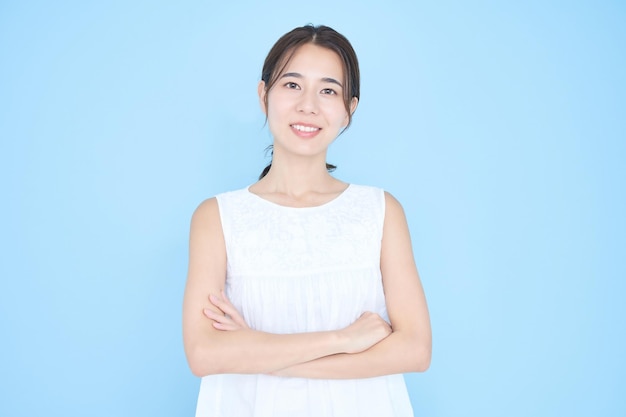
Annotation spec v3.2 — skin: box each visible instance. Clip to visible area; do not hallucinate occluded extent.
[182,43,432,378]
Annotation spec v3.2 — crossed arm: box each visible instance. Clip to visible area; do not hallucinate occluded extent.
[182,193,431,379]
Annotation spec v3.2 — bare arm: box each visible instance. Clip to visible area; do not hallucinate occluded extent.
[182,198,390,377]
[268,192,432,378]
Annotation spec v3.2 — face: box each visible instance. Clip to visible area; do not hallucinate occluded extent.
[259,43,358,162]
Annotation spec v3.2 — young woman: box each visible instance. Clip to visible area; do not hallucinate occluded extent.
[183,24,431,417]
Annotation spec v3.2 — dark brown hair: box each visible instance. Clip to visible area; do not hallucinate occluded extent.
[259,24,360,179]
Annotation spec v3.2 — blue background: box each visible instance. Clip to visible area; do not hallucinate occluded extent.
[1,1,624,416]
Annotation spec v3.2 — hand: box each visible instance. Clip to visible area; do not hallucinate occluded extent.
[339,312,392,354]
[203,290,250,331]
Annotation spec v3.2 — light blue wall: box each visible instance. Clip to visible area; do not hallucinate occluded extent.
[1,1,624,416]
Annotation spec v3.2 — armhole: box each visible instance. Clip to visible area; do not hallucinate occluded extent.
[214,194,229,256]
[379,188,387,243]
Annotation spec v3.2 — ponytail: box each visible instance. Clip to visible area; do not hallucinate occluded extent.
[259,163,272,180]
[258,162,337,179]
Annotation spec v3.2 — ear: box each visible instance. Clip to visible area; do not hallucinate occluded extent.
[258,81,267,115]
[349,96,359,115]
[343,96,359,127]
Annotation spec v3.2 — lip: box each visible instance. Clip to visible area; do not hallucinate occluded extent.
[290,122,322,138]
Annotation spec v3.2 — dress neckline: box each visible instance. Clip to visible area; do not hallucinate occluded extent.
[245,184,352,210]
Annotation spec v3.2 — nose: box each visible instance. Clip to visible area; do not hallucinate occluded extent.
[296,89,319,114]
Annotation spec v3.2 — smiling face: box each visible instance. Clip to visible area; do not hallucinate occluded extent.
[259,43,358,163]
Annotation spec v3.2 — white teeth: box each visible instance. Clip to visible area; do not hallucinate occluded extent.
[292,124,320,132]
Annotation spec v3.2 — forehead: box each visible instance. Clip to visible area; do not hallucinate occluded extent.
[282,43,344,79]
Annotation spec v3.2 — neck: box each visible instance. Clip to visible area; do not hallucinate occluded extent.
[259,149,340,196]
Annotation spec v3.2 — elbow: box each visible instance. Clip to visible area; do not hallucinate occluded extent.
[188,358,210,378]
[189,363,206,378]
[406,336,432,373]
[187,349,210,377]
[186,345,224,377]
[412,346,431,372]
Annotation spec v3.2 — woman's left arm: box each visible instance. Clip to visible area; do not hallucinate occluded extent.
[270,192,432,378]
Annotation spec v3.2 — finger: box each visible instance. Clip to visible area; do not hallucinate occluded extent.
[218,291,240,315]
[207,294,227,315]
[203,308,230,324]
[210,293,248,328]
[203,308,224,321]
[220,291,248,327]
[209,293,235,316]
[203,309,241,331]
[212,321,242,331]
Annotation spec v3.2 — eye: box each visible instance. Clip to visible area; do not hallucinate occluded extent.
[284,82,300,90]
[321,88,337,95]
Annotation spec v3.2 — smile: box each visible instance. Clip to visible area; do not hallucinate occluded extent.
[291,124,321,133]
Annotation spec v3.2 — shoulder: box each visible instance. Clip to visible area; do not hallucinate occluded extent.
[345,184,386,218]
[347,184,385,202]
[383,191,404,213]
[191,186,252,231]
[349,185,404,213]
[192,187,249,220]
[191,197,220,231]
[381,191,409,232]
[380,191,412,248]
[194,196,218,215]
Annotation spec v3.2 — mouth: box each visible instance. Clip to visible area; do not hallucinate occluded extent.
[290,124,321,133]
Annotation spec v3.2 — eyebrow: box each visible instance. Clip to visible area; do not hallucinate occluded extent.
[281,72,343,88]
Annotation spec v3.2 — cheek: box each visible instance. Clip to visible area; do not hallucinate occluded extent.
[266,91,291,115]
[342,112,350,127]
[266,100,291,132]
[330,104,350,126]
[319,99,345,117]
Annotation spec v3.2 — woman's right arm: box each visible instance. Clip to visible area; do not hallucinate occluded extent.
[182,198,389,377]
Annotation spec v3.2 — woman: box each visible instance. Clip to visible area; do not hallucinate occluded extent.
[183,24,431,416]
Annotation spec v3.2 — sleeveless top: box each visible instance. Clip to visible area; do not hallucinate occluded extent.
[195,184,414,417]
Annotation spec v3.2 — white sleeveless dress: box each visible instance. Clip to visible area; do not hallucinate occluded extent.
[195,184,414,417]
